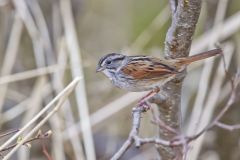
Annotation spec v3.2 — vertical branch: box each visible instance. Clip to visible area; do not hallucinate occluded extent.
[154,0,202,159]
[165,0,202,58]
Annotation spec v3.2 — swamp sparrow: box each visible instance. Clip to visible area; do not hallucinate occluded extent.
[96,49,222,105]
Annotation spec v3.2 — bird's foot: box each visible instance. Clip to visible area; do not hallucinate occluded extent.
[138,101,151,112]
[138,87,160,105]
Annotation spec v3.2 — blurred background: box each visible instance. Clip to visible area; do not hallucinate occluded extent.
[0,0,239,159]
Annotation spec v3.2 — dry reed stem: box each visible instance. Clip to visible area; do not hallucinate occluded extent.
[28,0,67,158]
[191,11,240,53]
[13,0,47,70]
[187,45,233,159]
[48,41,68,160]
[60,0,96,159]
[2,77,81,160]
[53,39,85,159]
[5,89,27,102]
[0,65,60,85]
[187,1,229,158]
[0,14,23,120]
[49,115,66,160]
[0,77,81,151]
[12,0,67,158]
[187,2,226,138]
[14,0,53,152]
[129,6,170,53]
[2,83,52,123]
[187,0,228,136]
[17,77,48,159]
[27,0,54,57]
[21,77,47,124]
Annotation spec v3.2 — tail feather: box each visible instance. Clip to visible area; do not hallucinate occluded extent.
[177,48,222,64]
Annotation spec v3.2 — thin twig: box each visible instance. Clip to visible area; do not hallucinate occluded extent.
[2,78,80,160]
[168,0,177,14]
[0,130,52,153]
[187,44,233,159]
[0,129,20,139]
[0,77,81,152]
[111,68,239,159]
[215,122,240,131]
[187,74,239,141]
[111,107,145,160]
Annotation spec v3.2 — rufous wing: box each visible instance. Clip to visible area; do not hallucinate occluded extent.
[121,57,178,80]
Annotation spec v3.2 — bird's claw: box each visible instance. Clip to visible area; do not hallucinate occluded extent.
[138,101,151,112]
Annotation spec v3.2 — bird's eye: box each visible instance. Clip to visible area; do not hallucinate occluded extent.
[106,60,112,65]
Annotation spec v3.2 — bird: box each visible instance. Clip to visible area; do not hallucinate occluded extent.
[96,48,222,106]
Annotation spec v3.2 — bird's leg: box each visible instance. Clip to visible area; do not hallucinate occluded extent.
[138,87,160,109]
[138,101,151,112]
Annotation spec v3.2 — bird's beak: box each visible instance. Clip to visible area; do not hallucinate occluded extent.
[96,66,104,72]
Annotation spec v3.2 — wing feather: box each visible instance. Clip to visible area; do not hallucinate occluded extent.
[121,57,178,80]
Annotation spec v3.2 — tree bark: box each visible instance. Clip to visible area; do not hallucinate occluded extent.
[153,0,202,159]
